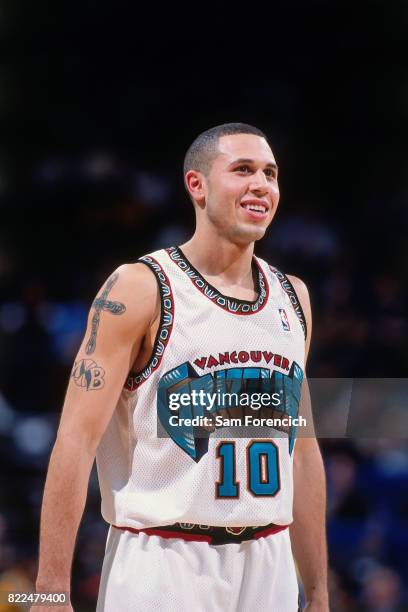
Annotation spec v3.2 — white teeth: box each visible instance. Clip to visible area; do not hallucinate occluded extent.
[243,204,267,213]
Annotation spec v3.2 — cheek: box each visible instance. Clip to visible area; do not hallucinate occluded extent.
[209,184,241,210]
[271,184,280,202]
[207,194,237,228]
[217,177,245,199]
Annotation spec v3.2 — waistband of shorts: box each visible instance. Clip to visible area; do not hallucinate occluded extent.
[112,521,289,545]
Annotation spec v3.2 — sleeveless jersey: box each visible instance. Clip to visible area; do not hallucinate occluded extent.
[96,246,307,529]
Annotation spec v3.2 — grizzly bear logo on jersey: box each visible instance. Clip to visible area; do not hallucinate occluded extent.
[157,361,303,462]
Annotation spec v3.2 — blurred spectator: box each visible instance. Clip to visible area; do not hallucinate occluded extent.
[360,565,405,612]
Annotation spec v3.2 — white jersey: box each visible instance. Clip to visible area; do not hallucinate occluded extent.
[96,246,306,530]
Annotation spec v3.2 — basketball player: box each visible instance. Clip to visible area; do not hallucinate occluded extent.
[33,124,328,611]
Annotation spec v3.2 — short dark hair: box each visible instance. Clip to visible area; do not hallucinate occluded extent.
[183,122,268,178]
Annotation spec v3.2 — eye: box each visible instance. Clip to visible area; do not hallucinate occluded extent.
[235,165,251,173]
[264,168,277,179]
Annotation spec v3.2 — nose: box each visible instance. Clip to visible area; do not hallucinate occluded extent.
[248,169,269,195]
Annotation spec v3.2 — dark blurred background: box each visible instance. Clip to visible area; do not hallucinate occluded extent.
[0,2,407,610]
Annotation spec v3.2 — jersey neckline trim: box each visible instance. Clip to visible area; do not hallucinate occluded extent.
[166,246,269,315]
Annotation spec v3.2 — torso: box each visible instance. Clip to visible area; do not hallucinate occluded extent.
[96,246,307,529]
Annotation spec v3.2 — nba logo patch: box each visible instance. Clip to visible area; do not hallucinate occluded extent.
[279,308,291,331]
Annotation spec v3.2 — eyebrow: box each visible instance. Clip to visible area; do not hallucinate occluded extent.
[229,158,278,170]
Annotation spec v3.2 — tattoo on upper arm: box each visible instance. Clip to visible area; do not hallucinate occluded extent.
[71,359,105,390]
[85,272,126,354]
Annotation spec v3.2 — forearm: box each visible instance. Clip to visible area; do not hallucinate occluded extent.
[290,438,328,606]
[36,433,95,591]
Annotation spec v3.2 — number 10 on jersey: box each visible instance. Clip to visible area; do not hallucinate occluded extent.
[216,441,280,498]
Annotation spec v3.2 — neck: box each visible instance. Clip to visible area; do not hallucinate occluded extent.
[179,231,255,286]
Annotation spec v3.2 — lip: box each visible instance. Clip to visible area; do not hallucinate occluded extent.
[239,199,270,220]
[240,199,270,213]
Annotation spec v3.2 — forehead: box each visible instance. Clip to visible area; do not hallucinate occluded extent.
[215,134,276,166]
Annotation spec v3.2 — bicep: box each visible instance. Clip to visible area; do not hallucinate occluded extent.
[295,378,323,466]
[58,330,137,449]
[297,376,316,438]
[56,264,157,450]
[285,278,323,468]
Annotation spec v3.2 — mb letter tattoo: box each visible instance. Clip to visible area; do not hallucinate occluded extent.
[85,272,126,354]
[71,359,105,390]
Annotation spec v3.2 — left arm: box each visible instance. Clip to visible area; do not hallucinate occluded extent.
[287,275,329,611]
[291,406,328,609]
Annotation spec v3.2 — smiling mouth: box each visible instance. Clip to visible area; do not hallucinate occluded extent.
[240,202,268,214]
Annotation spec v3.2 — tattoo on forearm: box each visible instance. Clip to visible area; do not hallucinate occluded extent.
[85,272,126,354]
[71,359,105,390]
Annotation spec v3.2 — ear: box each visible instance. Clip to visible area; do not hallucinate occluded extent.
[184,170,206,208]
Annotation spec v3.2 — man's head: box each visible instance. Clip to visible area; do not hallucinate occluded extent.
[184,123,280,245]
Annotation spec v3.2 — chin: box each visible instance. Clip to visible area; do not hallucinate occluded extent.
[231,224,267,245]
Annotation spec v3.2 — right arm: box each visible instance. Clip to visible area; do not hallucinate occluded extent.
[33,263,158,608]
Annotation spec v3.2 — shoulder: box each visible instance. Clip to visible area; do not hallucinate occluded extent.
[96,262,158,305]
[286,274,312,358]
[111,262,159,298]
[286,274,312,324]
[89,262,159,332]
[261,258,311,321]
[286,275,311,313]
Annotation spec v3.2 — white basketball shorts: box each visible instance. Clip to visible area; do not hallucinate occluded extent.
[96,525,301,611]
